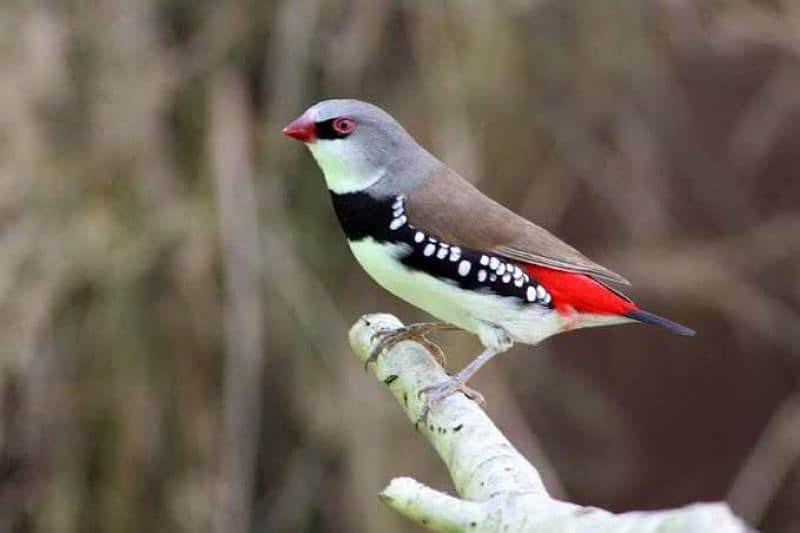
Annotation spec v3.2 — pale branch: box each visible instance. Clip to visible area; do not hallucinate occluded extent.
[349,314,750,533]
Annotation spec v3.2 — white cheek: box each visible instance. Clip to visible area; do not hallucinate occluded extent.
[308,140,384,194]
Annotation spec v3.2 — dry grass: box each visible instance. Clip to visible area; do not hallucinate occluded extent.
[0,1,798,531]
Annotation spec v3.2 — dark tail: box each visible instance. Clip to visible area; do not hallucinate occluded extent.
[624,309,696,336]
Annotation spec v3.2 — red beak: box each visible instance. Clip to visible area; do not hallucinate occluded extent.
[282,113,316,142]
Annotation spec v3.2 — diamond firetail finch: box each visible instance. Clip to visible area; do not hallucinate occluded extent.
[283,99,694,417]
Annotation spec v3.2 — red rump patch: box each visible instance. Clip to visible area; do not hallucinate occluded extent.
[524,264,637,316]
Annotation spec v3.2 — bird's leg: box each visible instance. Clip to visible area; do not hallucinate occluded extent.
[365,322,461,370]
[417,324,512,423]
[417,346,501,423]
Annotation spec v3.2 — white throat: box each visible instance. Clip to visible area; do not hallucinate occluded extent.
[307,141,384,194]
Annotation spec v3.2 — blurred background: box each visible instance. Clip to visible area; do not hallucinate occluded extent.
[1,0,799,531]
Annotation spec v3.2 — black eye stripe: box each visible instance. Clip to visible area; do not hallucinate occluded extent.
[316,118,352,140]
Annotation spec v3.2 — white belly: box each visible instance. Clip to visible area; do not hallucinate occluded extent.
[349,238,565,345]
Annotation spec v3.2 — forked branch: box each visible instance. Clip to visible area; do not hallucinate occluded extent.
[349,314,749,532]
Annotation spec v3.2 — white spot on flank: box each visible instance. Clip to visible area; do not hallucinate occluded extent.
[436,247,448,259]
[536,285,547,300]
[414,231,425,243]
[541,292,552,305]
[496,263,506,276]
[489,257,499,269]
[502,273,511,283]
[514,277,524,287]
[423,243,436,257]
[480,255,489,266]
[513,267,522,279]
[392,197,404,209]
[429,237,438,243]
[393,207,404,217]
[526,286,537,302]
[458,260,472,277]
[449,247,461,262]
[490,274,497,282]
[389,216,406,230]
[477,269,487,282]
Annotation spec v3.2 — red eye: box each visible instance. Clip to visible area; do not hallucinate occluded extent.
[332,117,356,135]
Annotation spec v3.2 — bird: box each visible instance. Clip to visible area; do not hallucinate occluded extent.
[282,98,694,418]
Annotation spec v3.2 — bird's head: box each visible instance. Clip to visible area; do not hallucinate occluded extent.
[282,99,440,196]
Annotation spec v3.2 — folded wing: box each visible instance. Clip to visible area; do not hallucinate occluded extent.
[405,166,630,286]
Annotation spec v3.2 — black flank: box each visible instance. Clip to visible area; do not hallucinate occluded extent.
[329,190,553,308]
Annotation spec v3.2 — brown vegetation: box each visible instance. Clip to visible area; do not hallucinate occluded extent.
[0,1,798,531]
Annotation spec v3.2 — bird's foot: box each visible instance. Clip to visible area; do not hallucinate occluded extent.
[416,334,504,424]
[417,377,484,425]
[364,322,456,370]
[457,382,485,406]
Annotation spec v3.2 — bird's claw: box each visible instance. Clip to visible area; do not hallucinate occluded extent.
[364,324,448,371]
[416,379,485,425]
[364,327,416,371]
[457,382,485,406]
[417,337,447,367]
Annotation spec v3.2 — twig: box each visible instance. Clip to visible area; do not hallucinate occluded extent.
[349,313,750,532]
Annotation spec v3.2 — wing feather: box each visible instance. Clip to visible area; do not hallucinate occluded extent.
[404,166,630,286]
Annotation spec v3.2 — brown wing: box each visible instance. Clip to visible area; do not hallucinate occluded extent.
[405,166,630,285]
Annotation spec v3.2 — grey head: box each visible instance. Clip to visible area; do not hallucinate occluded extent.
[282,99,442,196]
